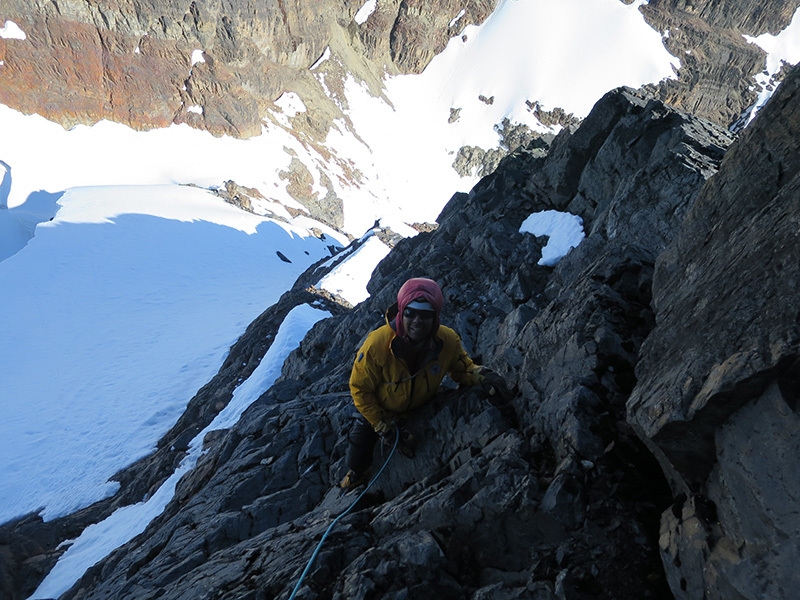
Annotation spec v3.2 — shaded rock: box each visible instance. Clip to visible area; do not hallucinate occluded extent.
[628,63,800,599]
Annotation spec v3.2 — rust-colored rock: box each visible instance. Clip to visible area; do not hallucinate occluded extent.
[0,0,496,138]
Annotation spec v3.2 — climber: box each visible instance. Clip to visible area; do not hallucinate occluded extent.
[340,276,509,490]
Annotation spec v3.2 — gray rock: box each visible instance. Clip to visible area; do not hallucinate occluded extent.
[49,82,733,600]
[629,63,800,599]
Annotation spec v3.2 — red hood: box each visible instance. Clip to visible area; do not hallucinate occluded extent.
[395,277,443,339]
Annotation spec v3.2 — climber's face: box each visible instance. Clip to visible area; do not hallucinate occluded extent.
[402,307,435,343]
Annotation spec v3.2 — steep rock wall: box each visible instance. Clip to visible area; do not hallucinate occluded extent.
[628,62,800,600]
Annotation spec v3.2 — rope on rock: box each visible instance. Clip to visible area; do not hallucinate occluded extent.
[288,426,399,600]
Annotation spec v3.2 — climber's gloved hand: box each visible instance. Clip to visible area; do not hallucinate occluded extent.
[373,419,394,435]
[376,420,415,458]
[374,419,399,449]
[477,367,513,404]
[373,419,397,448]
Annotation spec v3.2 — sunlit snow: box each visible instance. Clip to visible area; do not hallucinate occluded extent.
[520,210,586,266]
[354,0,377,25]
[0,185,340,525]
[30,304,330,600]
[333,0,681,231]
[0,20,26,40]
[318,233,393,305]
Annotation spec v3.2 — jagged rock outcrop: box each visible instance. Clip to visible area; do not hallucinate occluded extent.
[453,120,555,178]
[628,62,800,600]
[640,0,800,128]
[359,0,496,74]
[3,82,744,600]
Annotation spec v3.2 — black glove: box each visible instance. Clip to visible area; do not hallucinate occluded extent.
[380,422,415,458]
[479,368,513,404]
[478,368,518,426]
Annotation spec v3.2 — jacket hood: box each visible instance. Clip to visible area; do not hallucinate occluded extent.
[394,277,443,339]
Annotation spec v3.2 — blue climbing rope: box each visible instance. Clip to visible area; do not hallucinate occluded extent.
[287,426,400,600]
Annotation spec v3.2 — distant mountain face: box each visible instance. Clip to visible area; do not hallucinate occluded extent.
[1,0,797,232]
[640,0,800,126]
[0,0,494,138]
[0,0,796,137]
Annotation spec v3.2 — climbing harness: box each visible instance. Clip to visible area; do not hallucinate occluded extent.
[287,426,400,599]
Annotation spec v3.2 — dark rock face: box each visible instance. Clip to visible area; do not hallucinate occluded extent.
[8,83,746,600]
[628,63,800,600]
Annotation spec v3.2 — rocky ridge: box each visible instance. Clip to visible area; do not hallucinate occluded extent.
[5,60,798,599]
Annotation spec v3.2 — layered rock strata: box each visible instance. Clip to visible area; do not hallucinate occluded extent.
[640,0,800,127]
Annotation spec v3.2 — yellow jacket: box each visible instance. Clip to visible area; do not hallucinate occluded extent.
[349,322,482,427]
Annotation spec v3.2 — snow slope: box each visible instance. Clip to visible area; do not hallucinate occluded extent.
[30,304,330,600]
[0,185,343,524]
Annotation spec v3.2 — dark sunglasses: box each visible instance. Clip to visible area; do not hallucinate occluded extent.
[402,307,435,321]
